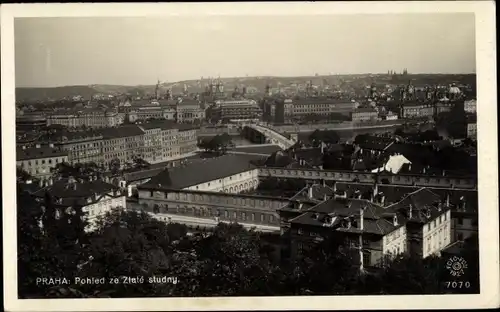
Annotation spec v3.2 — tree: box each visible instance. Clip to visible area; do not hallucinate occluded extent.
[132,155,150,170]
[17,167,33,183]
[109,157,121,175]
[77,209,173,297]
[290,233,360,295]
[17,186,90,298]
[372,254,443,294]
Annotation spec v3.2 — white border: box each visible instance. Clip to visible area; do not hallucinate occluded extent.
[2,2,498,311]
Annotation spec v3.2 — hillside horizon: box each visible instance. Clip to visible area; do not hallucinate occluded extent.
[15,73,477,101]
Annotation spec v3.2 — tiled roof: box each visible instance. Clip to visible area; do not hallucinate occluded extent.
[289,198,396,235]
[335,182,374,200]
[33,178,121,206]
[96,125,145,139]
[384,188,445,224]
[17,147,68,161]
[290,184,336,202]
[139,154,262,190]
[229,145,283,156]
[264,151,296,168]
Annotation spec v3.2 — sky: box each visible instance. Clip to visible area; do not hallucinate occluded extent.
[14,14,476,88]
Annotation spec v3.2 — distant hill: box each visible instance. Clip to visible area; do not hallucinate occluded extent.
[16,86,99,101]
[15,73,476,102]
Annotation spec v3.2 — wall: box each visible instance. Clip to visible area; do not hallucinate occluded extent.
[382,225,407,258]
[451,211,478,242]
[422,209,452,258]
[257,168,477,189]
[17,155,69,178]
[184,169,260,193]
[137,188,287,227]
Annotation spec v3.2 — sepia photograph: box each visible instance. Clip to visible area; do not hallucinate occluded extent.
[2,2,498,311]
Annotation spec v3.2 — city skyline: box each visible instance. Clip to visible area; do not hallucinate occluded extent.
[15,13,476,88]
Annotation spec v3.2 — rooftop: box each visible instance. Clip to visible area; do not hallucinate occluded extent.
[17,146,68,161]
[33,178,122,206]
[139,154,264,190]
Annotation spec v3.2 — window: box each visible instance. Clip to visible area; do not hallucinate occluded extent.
[457,217,463,225]
[444,213,447,221]
[298,228,304,235]
[260,214,264,222]
[251,213,255,221]
[427,224,431,231]
[433,220,437,228]
[233,211,237,219]
[224,210,229,218]
[457,232,464,241]
[270,215,274,222]
[242,212,246,221]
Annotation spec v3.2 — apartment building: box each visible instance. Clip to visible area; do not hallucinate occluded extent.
[32,176,126,232]
[47,109,123,128]
[209,99,263,122]
[176,99,205,123]
[351,107,379,122]
[17,145,69,179]
[279,185,452,267]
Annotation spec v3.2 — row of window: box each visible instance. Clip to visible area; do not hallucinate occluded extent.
[427,213,448,231]
[157,205,275,223]
[20,157,67,167]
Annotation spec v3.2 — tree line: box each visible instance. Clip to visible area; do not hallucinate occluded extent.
[17,185,479,298]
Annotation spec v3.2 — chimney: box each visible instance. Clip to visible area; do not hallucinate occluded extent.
[446,193,450,207]
[359,207,365,231]
[308,185,314,199]
[460,196,466,211]
[408,204,413,219]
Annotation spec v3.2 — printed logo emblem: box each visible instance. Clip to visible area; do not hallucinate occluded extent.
[445,256,468,277]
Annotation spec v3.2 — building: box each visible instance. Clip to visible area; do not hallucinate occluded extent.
[138,154,262,194]
[176,124,199,155]
[351,107,379,122]
[53,132,105,165]
[379,110,398,121]
[466,114,477,139]
[209,99,262,122]
[464,99,477,113]
[96,125,146,168]
[16,114,47,132]
[400,102,435,119]
[175,98,205,123]
[279,185,452,266]
[47,109,123,128]
[32,177,126,231]
[17,145,69,179]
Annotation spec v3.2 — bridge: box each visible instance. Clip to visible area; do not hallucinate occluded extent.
[245,124,296,150]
